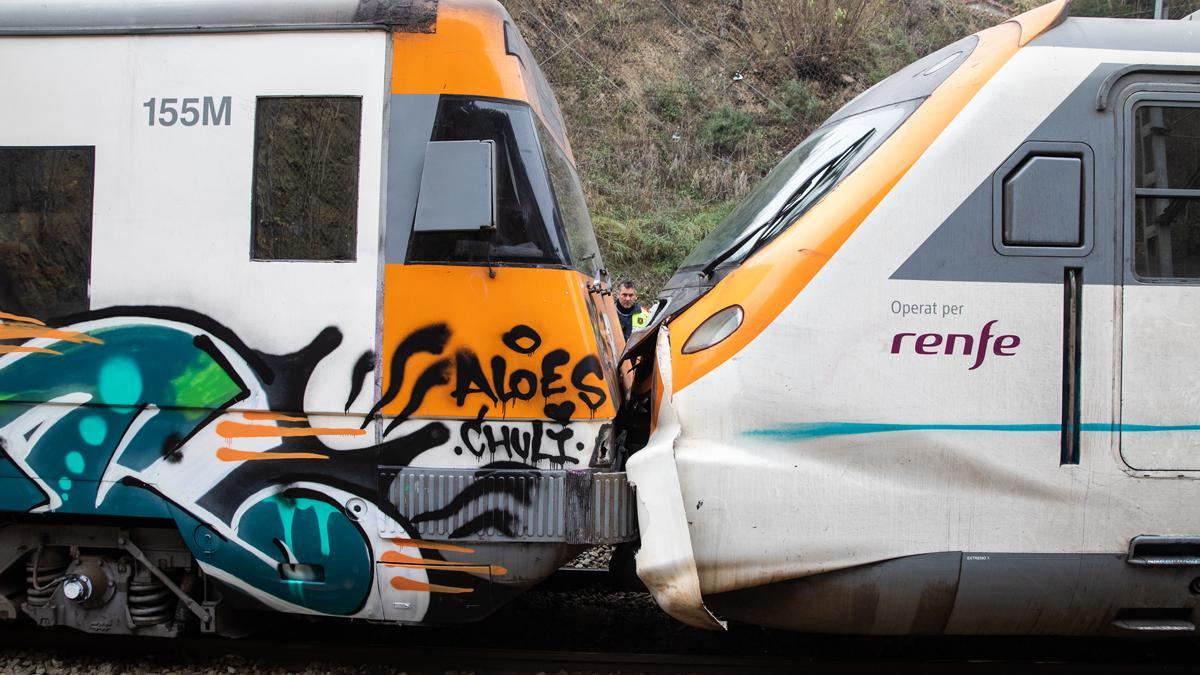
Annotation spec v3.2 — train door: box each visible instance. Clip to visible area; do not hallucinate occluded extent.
[1120,84,1200,472]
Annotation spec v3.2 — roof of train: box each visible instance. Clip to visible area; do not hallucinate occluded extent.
[1030,13,1200,52]
[0,0,443,35]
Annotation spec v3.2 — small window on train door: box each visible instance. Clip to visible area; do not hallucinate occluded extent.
[1132,103,1200,279]
[251,97,362,262]
[0,146,94,320]
[992,141,1094,257]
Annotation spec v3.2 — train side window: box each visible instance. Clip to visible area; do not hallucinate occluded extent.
[992,141,1094,257]
[251,97,361,262]
[0,146,94,319]
[1133,104,1200,278]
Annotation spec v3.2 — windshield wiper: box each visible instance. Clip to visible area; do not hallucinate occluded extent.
[700,129,876,279]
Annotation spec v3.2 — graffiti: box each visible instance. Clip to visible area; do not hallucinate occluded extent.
[455,406,577,465]
[364,323,451,432]
[371,322,612,466]
[0,306,612,626]
[439,324,608,418]
[343,350,376,413]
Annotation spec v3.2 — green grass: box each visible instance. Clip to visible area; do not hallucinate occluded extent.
[594,201,736,293]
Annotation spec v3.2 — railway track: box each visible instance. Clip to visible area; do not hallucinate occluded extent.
[1,576,1198,675]
[0,625,1197,675]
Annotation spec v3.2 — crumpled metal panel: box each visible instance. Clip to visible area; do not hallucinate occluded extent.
[380,468,636,545]
[627,327,727,630]
[580,471,639,546]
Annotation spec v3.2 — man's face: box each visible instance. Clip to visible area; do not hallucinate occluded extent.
[618,287,637,309]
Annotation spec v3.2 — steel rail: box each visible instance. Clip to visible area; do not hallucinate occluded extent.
[1,622,1199,674]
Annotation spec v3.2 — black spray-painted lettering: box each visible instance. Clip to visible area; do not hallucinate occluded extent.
[454,408,577,466]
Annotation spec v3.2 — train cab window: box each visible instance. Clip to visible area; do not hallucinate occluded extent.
[680,101,915,274]
[1133,104,1200,278]
[408,97,568,267]
[537,120,604,278]
[0,146,94,319]
[251,96,361,262]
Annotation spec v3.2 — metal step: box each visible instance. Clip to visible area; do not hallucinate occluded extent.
[1111,618,1196,634]
[1126,535,1200,567]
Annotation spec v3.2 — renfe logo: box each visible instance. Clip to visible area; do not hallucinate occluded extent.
[890,320,1019,370]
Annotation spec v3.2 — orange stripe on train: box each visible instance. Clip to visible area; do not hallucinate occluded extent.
[0,346,61,356]
[389,576,473,594]
[215,448,329,462]
[214,421,366,439]
[667,1,1068,393]
[0,326,103,345]
[0,311,45,326]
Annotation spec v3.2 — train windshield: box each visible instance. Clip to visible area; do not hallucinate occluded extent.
[682,101,916,273]
[407,96,602,276]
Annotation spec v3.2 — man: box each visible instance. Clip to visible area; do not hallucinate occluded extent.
[615,280,649,340]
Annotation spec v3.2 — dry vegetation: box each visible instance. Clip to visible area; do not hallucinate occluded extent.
[506,0,1200,292]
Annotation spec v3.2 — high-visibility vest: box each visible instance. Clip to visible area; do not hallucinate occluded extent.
[632,306,651,329]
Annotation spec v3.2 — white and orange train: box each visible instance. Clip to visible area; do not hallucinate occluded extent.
[0,0,633,636]
[628,1,1200,636]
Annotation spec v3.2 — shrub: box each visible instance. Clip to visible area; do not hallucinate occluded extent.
[777,79,827,124]
[703,106,755,156]
[749,0,880,83]
[594,202,736,295]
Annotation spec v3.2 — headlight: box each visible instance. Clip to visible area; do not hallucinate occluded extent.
[681,306,744,354]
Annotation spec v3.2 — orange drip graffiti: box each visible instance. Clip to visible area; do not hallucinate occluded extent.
[214,421,366,439]
[390,538,475,554]
[0,311,45,326]
[389,576,472,594]
[380,550,508,576]
[242,411,308,422]
[0,346,61,356]
[215,447,328,462]
[0,326,103,344]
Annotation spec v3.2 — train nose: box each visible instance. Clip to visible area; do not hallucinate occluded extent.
[626,327,726,631]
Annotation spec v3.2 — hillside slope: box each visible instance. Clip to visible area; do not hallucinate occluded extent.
[506,0,1200,291]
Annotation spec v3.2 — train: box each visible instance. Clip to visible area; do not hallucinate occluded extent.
[626,0,1200,636]
[0,0,634,637]
[4,0,1200,640]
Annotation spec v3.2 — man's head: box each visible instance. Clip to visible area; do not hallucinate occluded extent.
[617,280,638,310]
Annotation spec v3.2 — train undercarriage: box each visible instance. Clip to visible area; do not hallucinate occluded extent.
[0,520,222,637]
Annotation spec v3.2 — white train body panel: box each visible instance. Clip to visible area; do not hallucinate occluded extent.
[0,32,387,414]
